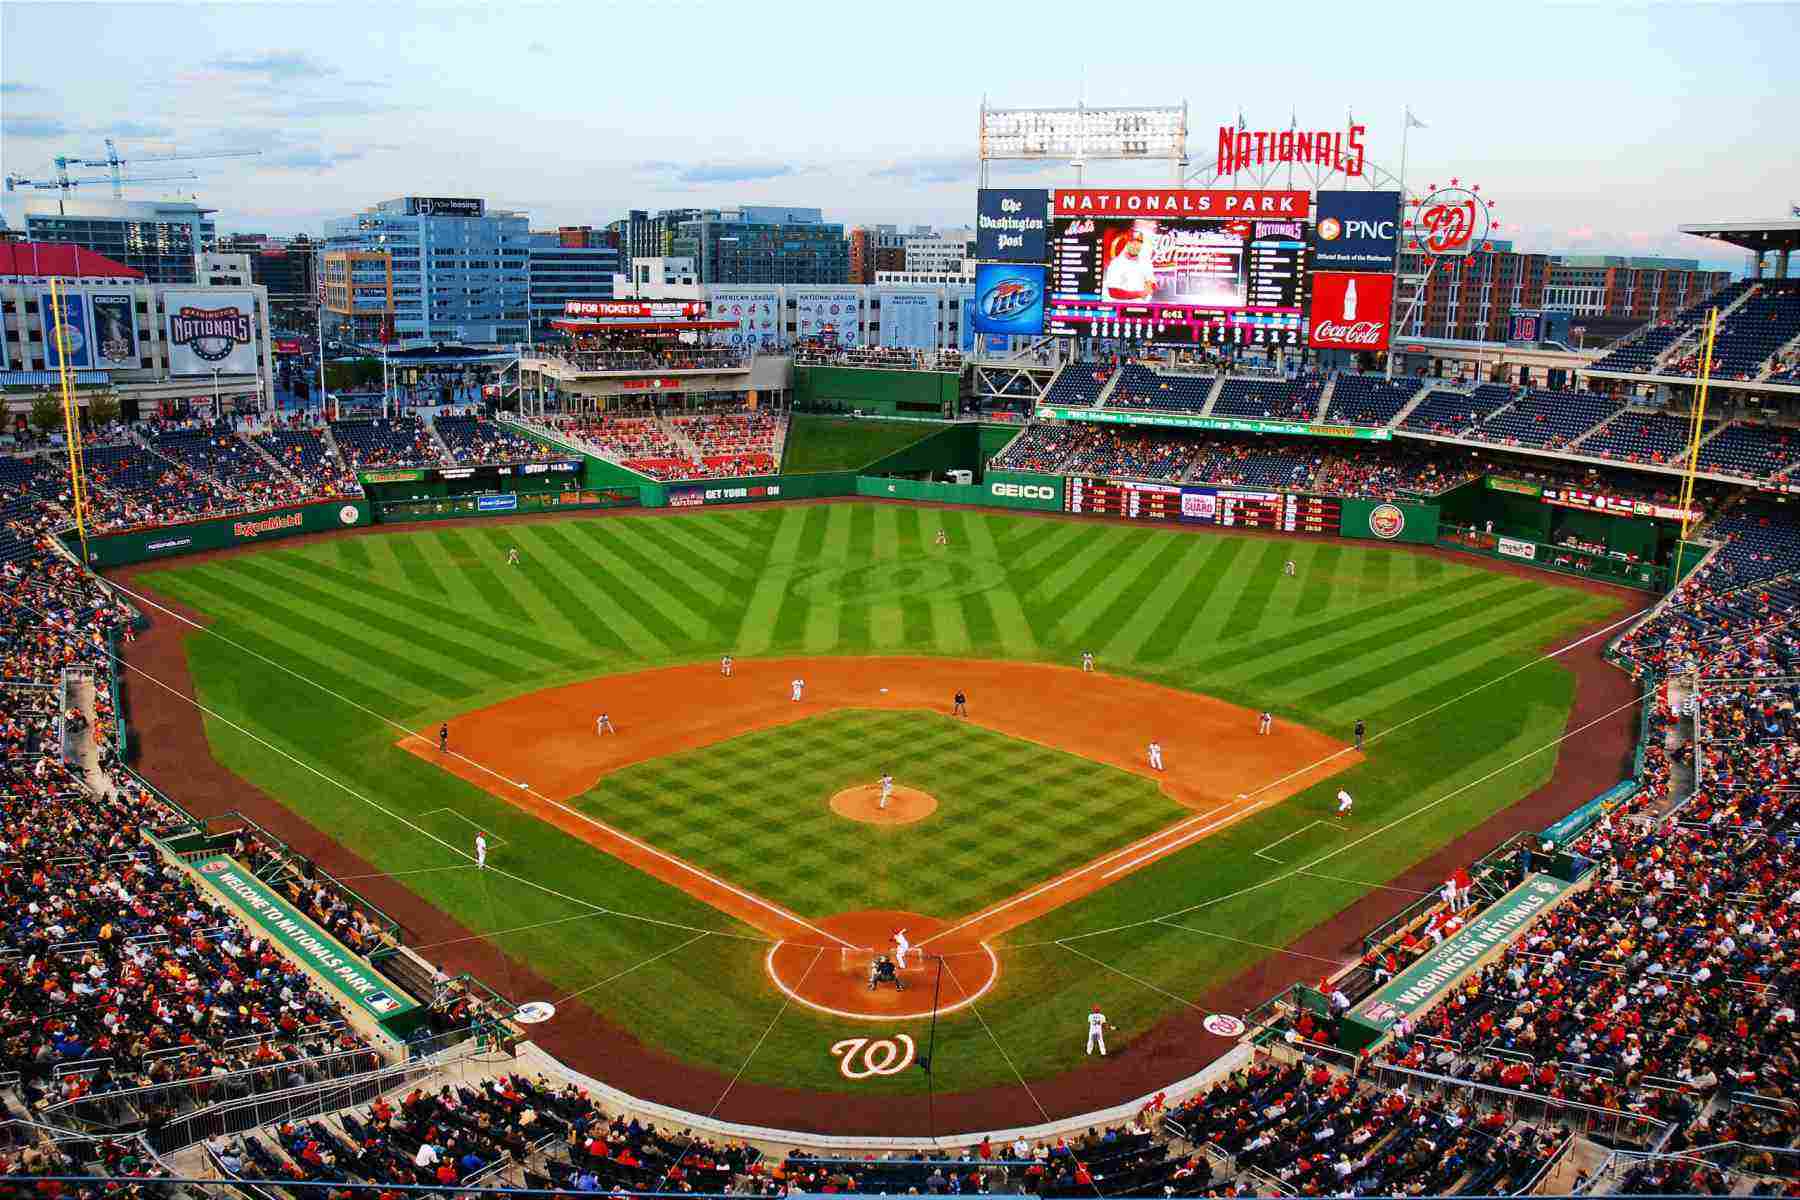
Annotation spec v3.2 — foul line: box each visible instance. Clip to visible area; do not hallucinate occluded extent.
[412,908,605,953]
[554,931,712,1006]
[1056,940,1209,1014]
[1152,917,1350,967]
[941,953,1051,1124]
[1298,869,1435,896]
[1253,819,1336,863]
[101,578,851,950]
[334,863,481,883]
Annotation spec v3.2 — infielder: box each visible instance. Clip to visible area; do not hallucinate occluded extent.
[892,928,911,970]
[474,832,488,869]
[1147,740,1164,771]
[1258,710,1273,736]
[1354,718,1366,751]
[879,772,894,810]
[1086,1006,1111,1055]
[437,723,448,753]
[952,689,967,717]
[1081,651,1095,673]
[791,678,805,702]
[1336,788,1354,818]
[507,547,520,566]
[595,712,615,736]
[720,655,733,678]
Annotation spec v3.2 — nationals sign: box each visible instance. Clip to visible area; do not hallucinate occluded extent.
[1216,124,1367,178]
[1410,186,1491,258]
[1054,189,1308,218]
[1308,272,1393,351]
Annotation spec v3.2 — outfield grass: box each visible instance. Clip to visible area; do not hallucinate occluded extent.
[140,504,1625,1095]
[581,710,1184,918]
[780,415,942,473]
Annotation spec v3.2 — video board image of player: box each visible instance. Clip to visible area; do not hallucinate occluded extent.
[1048,215,1308,346]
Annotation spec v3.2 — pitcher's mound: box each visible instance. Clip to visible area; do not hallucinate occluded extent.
[830,784,937,825]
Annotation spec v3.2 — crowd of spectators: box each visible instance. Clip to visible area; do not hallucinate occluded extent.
[669,409,784,477]
[250,425,361,497]
[433,414,564,465]
[327,416,448,471]
[791,342,958,371]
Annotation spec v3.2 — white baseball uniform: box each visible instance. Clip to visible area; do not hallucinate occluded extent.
[721,656,733,677]
[791,678,804,702]
[1082,652,1094,673]
[1148,741,1164,771]
[1087,1010,1108,1055]
[1258,712,1273,736]
[879,774,894,809]
[474,835,487,869]
[1337,789,1354,816]
[596,713,614,735]
[892,929,911,970]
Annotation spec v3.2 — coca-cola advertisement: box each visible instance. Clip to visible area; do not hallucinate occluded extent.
[1307,271,1393,352]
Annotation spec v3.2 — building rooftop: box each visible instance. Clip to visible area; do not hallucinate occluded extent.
[1678,218,1800,256]
[0,240,144,280]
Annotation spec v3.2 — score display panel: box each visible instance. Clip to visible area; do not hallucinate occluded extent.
[1047,215,1309,347]
[1065,479,1343,533]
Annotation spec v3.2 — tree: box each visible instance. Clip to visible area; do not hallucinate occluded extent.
[29,394,61,436]
[86,392,120,429]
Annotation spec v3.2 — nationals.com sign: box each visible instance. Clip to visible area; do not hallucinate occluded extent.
[1308,272,1393,351]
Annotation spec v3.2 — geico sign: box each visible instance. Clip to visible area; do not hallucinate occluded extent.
[991,483,1054,499]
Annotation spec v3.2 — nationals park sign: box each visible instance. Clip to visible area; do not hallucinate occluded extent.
[193,855,418,1021]
[1352,873,1572,1030]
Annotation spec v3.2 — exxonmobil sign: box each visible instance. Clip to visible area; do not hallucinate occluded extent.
[1308,272,1393,351]
[1054,189,1308,218]
[1217,123,1367,178]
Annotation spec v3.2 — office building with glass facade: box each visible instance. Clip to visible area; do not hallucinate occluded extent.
[0,194,216,284]
[669,206,850,284]
[321,196,529,345]
[528,229,621,332]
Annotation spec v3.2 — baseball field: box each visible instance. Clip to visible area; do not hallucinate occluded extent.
[121,501,1637,1133]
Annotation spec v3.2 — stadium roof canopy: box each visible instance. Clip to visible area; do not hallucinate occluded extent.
[1677,218,1800,256]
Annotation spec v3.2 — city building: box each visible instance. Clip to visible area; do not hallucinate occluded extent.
[876,267,976,287]
[200,251,252,287]
[669,207,849,285]
[903,229,975,276]
[528,228,621,333]
[621,257,698,288]
[849,226,912,283]
[605,208,709,264]
[320,248,394,344]
[216,233,319,308]
[611,278,974,352]
[321,196,529,346]
[0,240,274,413]
[0,193,216,284]
[1396,244,1731,345]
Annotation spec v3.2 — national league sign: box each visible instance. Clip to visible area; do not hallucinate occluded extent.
[1308,272,1393,351]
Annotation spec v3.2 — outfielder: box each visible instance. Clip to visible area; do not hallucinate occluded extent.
[1336,788,1354,818]
[1147,740,1164,771]
[474,832,488,869]
[879,772,894,810]
[791,678,805,702]
[1258,710,1273,736]
[935,528,948,546]
[507,547,520,566]
[595,712,615,735]
[1086,1006,1111,1055]
[892,928,911,970]
[1081,651,1095,673]
[720,655,733,678]
[1283,559,1295,577]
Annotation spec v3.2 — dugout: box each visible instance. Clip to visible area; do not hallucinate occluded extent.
[1437,474,1691,589]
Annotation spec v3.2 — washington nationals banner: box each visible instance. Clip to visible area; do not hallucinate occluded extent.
[164,289,259,375]
[39,290,93,370]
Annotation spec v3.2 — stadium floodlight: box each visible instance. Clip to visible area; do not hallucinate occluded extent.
[979,102,1188,184]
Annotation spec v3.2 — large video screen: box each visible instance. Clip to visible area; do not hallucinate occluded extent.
[1047,214,1308,346]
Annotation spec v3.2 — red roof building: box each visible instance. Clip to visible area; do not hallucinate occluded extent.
[0,241,145,282]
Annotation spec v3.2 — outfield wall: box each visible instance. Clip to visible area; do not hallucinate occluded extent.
[794,366,959,418]
[75,498,371,568]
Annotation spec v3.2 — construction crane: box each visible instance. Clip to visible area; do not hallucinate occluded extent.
[62,138,262,198]
[4,168,198,195]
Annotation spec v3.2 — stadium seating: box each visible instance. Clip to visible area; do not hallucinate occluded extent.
[1696,421,1800,481]
[669,409,785,477]
[81,441,243,531]
[1325,374,1424,427]
[1400,383,1516,436]
[1061,428,1193,481]
[328,416,448,470]
[1105,364,1215,412]
[433,415,564,465]
[1212,375,1327,421]
[1659,282,1800,381]
[1042,364,1117,408]
[1589,282,1754,375]
[1579,408,1717,469]
[143,420,314,510]
[252,426,361,496]
[1465,387,1620,450]
[989,423,1085,473]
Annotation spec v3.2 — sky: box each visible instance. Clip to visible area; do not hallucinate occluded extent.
[3,0,1797,270]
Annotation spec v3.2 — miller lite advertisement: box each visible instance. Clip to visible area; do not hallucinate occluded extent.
[164,289,259,375]
[1307,272,1392,352]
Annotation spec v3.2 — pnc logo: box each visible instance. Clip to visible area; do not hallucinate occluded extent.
[991,483,1054,499]
[1316,217,1342,242]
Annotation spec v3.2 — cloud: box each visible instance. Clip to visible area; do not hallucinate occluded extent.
[103,121,177,140]
[526,40,551,55]
[870,155,979,184]
[1,114,76,139]
[1,81,45,96]
[266,97,402,118]
[638,160,796,185]
[208,51,339,81]
[262,146,367,172]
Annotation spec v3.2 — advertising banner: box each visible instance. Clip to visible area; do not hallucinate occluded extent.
[476,494,519,512]
[972,263,1046,336]
[563,299,705,319]
[669,481,785,507]
[1313,190,1402,272]
[878,290,939,349]
[793,288,863,346]
[1498,536,1538,561]
[193,855,417,1019]
[982,469,1063,510]
[959,297,977,351]
[709,287,783,350]
[1034,405,1392,440]
[89,292,139,369]
[1308,271,1393,352]
[165,289,259,375]
[1485,476,1544,498]
[976,188,1049,262]
[39,290,93,370]
[1339,497,1438,545]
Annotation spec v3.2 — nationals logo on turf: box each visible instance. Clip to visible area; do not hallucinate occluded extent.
[832,1035,916,1080]
[1203,1014,1247,1038]
[1368,503,1407,540]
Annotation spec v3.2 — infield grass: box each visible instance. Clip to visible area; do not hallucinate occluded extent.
[139,503,1628,1096]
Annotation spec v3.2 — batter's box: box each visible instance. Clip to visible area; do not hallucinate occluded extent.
[1254,819,1341,864]
[419,807,509,850]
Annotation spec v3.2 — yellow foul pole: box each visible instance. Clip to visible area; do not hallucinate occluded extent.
[1671,307,1718,586]
[48,280,92,565]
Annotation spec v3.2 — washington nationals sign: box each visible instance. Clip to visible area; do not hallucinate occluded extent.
[831,1035,917,1079]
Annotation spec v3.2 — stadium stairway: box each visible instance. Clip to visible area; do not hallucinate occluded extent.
[1093,366,1122,407]
[1199,374,1225,415]
[136,433,246,502]
[1313,374,1340,424]
[424,417,457,461]
[242,429,305,486]
[1391,381,1455,428]
[658,416,707,461]
[320,421,350,471]
[1656,281,1763,371]
[1757,327,1800,382]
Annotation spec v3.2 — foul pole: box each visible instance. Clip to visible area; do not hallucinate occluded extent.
[1671,306,1719,585]
[48,281,92,565]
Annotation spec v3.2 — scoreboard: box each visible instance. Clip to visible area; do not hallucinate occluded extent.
[1066,479,1343,532]
[1065,477,1182,520]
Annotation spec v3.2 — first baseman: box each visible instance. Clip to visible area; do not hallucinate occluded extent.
[1081,651,1095,673]
[1086,1006,1111,1055]
[474,832,488,869]
[437,722,448,752]
[952,689,967,717]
